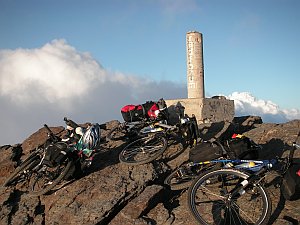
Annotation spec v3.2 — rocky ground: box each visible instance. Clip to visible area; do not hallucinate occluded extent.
[0,117,300,225]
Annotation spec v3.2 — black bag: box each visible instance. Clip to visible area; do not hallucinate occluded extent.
[121,105,144,122]
[189,141,225,162]
[44,142,68,167]
[281,159,300,201]
[121,101,161,122]
[223,135,259,160]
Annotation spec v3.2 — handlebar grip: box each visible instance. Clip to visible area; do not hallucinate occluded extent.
[44,124,52,134]
[64,117,79,128]
[44,124,58,141]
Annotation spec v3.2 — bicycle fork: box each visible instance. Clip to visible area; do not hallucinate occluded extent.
[227,171,266,202]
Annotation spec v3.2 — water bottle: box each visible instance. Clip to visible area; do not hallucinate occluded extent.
[235,161,256,169]
[235,161,262,172]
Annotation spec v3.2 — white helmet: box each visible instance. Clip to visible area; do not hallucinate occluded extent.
[81,123,101,149]
[75,127,84,136]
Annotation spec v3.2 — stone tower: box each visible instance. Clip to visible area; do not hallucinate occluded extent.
[186,31,205,99]
[164,31,234,124]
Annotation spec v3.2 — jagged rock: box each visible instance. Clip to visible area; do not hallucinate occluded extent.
[167,191,198,225]
[0,145,21,186]
[147,203,174,225]
[110,185,164,224]
[21,126,65,156]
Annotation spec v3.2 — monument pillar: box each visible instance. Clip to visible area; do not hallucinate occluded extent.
[165,31,234,124]
[186,31,204,99]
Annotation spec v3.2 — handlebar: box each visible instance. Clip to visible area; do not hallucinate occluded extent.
[64,117,79,129]
[44,124,59,142]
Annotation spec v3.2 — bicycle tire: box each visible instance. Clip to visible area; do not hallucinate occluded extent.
[119,134,168,165]
[3,154,41,187]
[164,162,222,191]
[188,168,271,225]
[29,159,74,196]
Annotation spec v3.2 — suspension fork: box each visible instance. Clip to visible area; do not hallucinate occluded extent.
[228,169,267,199]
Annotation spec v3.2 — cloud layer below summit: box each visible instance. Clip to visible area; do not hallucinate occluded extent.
[0,40,299,145]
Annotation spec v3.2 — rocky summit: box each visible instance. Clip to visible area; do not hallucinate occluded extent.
[0,117,300,225]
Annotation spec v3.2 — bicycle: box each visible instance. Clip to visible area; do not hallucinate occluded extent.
[187,141,300,225]
[164,137,261,190]
[3,118,102,196]
[118,109,199,165]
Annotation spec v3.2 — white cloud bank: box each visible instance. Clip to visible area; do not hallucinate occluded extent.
[0,39,106,106]
[0,39,185,145]
[0,40,299,145]
[227,92,300,123]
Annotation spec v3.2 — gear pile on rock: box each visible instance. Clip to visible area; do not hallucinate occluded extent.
[0,116,299,225]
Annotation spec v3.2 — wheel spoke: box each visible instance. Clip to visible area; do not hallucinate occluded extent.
[119,135,167,165]
[188,169,271,225]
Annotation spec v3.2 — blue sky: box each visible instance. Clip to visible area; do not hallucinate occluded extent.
[0,0,300,145]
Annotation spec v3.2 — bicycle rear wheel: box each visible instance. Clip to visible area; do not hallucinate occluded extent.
[29,159,74,196]
[119,134,168,165]
[188,168,271,225]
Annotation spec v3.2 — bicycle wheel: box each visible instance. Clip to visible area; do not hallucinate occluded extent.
[188,168,271,225]
[3,153,41,187]
[164,162,222,191]
[29,159,74,196]
[119,134,168,165]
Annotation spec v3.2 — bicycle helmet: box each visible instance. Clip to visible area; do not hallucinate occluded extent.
[80,123,101,149]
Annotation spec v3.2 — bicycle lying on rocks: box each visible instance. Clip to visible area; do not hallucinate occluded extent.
[3,118,103,196]
[118,109,199,165]
[187,141,300,225]
[164,137,261,190]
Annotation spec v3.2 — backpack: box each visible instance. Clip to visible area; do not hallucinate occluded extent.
[121,101,160,122]
[281,159,300,201]
[121,105,144,122]
[189,134,260,163]
[222,134,259,160]
[189,141,226,162]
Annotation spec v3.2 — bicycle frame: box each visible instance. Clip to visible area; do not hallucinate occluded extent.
[189,158,277,172]
[216,142,300,197]
[187,142,300,173]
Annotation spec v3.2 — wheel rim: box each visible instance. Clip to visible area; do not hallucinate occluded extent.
[121,135,166,164]
[30,163,66,193]
[189,170,269,225]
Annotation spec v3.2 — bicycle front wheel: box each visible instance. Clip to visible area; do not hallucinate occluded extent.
[188,168,271,225]
[29,159,74,196]
[119,134,168,165]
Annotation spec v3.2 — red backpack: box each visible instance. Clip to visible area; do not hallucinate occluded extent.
[121,101,159,122]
